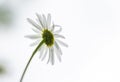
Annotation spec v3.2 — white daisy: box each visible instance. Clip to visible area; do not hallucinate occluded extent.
[25,13,68,65]
[20,13,68,82]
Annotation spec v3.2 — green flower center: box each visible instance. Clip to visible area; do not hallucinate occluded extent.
[42,29,54,47]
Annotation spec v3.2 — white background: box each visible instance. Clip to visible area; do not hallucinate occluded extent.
[0,0,120,82]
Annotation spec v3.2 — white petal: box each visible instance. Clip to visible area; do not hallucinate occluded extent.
[27,18,42,31]
[25,35,41,39]
[54,25,61,27]
[30,40,40,46]
[54,41,62,55]
[36,13,44,28]
[39,46,45,59]
[54,34,65,39]
[56,39,68,47]
[47,48,52,64]
[50,23,55,31]
[54,47,61,62]
[31,28,40,33]
[51,47,54,65]
[53,25,62,34]
[36,18,43,28]
[42,14,47,28]
[41,47,48,61]
[47,14,51,27]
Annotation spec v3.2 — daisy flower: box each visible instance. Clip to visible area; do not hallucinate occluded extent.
[20,13,68,82]
[26,13,68,64]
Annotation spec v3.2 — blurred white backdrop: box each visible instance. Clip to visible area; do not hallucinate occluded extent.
[0,0,120,82]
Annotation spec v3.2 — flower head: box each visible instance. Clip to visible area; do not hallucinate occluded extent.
[25,13,68,65]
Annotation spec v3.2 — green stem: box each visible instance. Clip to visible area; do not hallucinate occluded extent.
[20,40,44,82]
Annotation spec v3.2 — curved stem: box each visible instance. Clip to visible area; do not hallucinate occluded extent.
[20,40,44,82]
